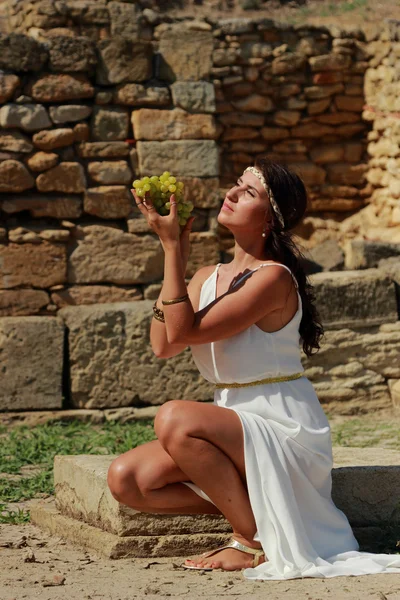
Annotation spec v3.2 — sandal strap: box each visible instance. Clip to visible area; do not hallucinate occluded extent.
[200,537,265,567]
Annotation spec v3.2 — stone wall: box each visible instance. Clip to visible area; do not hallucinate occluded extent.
[0,6,399,415]
[0,264,399,416]
[0,11,395,317]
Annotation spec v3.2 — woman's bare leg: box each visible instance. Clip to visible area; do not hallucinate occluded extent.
[108,401,266,570]
[154,401,267,570]
[107,439,222,515]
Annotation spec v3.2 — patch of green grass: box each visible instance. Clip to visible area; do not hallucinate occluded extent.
[288,0,368,21]
[0,419,157,523]
[330,418,400,450]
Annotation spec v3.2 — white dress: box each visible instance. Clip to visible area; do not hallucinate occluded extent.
[182,262,400,580]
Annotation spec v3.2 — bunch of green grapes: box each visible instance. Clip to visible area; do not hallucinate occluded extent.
[132,171,194,227]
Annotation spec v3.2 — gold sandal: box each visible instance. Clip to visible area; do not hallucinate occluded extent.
[182,537,266,571]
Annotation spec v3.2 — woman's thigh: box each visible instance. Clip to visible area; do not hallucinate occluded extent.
[108,439,190,494]
[154,400,247,486]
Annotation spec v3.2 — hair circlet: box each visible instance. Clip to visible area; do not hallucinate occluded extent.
[243,166,285,229]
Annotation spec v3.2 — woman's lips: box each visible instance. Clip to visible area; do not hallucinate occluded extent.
[222,202,234,212]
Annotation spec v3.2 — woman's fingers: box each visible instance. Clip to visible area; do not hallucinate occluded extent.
[131,189,147,215]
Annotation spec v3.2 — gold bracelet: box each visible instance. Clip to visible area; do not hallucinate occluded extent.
[153,300,165,320]
[162,294,189,306]
[153,312,165,323]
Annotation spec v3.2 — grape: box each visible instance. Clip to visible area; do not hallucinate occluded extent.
[132,172,194,228]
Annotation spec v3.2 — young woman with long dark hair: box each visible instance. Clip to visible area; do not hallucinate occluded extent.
[107,159,400,580]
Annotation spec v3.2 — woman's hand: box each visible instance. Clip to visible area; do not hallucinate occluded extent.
[132,189,195,264]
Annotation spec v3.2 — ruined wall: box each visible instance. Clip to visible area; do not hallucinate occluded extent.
[0,6,399,416]
[0,12,379,317]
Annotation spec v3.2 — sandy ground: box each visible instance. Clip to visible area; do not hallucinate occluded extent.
[0,520,400,600]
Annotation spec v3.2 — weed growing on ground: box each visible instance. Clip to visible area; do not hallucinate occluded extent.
[1,414,400,524]
[0,419,156,523]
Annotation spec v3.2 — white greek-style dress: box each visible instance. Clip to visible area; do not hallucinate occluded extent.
[183,262,400,580]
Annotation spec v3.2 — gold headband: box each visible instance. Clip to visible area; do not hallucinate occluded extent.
[243,166,285,229]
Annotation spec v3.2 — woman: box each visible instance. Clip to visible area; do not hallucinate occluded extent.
[107,159,400,580]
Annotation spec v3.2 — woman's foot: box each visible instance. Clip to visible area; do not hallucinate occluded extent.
[184,536,267,571]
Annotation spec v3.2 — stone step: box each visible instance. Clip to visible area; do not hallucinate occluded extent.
[30,447,400,558]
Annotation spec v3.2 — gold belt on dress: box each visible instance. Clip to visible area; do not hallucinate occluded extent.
[214,372,304,389]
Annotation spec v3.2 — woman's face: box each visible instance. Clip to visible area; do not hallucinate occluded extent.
[218,170,271,234]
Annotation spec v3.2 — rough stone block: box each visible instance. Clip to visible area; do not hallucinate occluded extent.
[47,36,97,72]
[132,109,218,140]
[49,105,92,124]
[0,73,20,103]
[0,103,51,132]
[1,194,82,219]
[27,74,94,103]
[0,289,49,317]
[59,302,215,408]
[0,317,64,411]
[137,141,219,177]
[96,39,152,85]
[36,163,86,193]
[114,84,170,107]
[91,106,129,142]
[68,225,164,285]
[84,186,133,219]
[0,159,34,192]
[158,28,213,82]
[0,242,67,289]
[31,498,231,559]
[345,241,400,270]
[51,286,142,309]
[0,33,47,71]
[49,448,400,541]
[87,161,132,185]
[53,455,230,537]
[171,81,216,113]
[310,269,398,328]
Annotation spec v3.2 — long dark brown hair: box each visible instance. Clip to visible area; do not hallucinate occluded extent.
[254,157,324,357]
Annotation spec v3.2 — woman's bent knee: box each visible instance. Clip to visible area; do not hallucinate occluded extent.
[154,400,186,447]
[107,458,142,504]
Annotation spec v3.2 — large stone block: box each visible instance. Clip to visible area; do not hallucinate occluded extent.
[27,74,94,103]
[52,286,142,309]
[0,131,33,153]
[36,162,86,193]
[137,141,219,177]
[345,241,400,270]
[0,289,49,317]
[91,107,130,142]
[59,302,214,408]
[84,186,133,218]
[132,109,218,141]
[68,226,164,285]
[87,161,132,185]
[0,242,67,289]
[0,33,47,71]
[310,269,398,329]
[47,36,97,72]
[158,28,213,82]
[0,103,51,132]
[0,73,20,103]
[114,84,170,107]
[303,322,400,413]
[96,39,152,85]
[171,82,216,113]
[51,448,400,540]
[53,455,229,537]
[0,317,64,411]
[1,194,82,219]
[0,159,34,192]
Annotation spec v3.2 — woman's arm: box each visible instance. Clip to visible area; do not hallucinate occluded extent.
[150,264,214,357]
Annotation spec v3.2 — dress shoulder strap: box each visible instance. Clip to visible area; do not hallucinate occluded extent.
[254,262,299,289]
